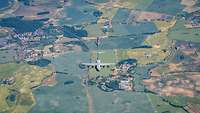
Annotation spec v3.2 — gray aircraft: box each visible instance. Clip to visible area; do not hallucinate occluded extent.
[81,59,115,71]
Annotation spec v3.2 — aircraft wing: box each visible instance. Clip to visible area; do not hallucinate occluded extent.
[81,63,115,66]
[81,63,98,66]
[99,63,115,66]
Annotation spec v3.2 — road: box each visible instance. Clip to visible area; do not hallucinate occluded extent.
[85,86,94,113]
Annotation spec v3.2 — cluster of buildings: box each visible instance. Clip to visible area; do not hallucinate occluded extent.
[24,49,43,61]
[184,10,200,28]
[97,59,137,92]
[102,20,113,33]
[96,74,134,92]
[87,60,137,92]
[118,75,134,91]
[184,103,200,113]
[4,28,63,62]
[0,28,48,62]
[11,26,85,61]
[12,29,45,43]
[0,77,15,85]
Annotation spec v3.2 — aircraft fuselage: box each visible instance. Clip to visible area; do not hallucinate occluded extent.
[96,60,101,71]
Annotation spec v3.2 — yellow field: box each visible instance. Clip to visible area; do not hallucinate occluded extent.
[0,63,53,113]
[98,7,118,20]
[154,19,176,32]
[126,48,167,65]
[121,0,155,10]
[0,87,10,112]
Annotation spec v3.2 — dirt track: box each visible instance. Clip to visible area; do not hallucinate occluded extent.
[85,87,94,113]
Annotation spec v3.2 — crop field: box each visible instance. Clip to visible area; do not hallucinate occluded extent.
[0,63,24,79]
[98,7,118,20]
[110,20,158,36]
[147,0,184,15]
[90,86,155,113]
[85,24,104,37]
[0,49,18,64]
[147,94,187,113]
[169,20,200,42]
[0,87,10,112]
[121,0,155,10]
[61,2,98,25]
[0,63,53,113]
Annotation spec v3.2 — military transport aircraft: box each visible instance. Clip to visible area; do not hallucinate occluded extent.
[81,59,115,71]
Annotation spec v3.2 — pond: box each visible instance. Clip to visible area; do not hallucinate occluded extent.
[28,59,51,67]
[64,80,74,85]
[93,0,109,3]
[117,58,137,66]
[6,90,18,104]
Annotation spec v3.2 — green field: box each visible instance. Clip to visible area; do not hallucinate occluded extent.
[147,94,187,113]
[169,20,200,42]
[0,63,23,79]
[85,23,104,37]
